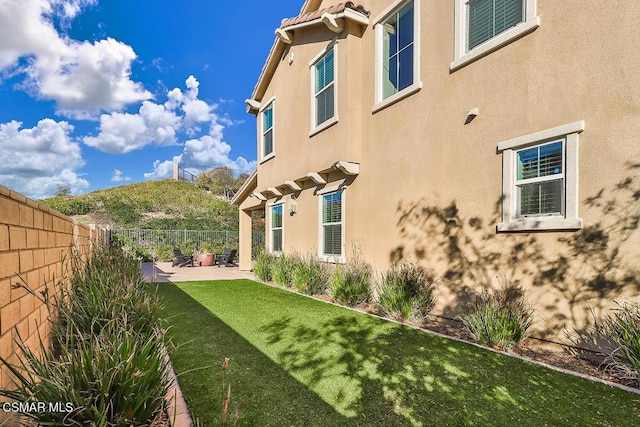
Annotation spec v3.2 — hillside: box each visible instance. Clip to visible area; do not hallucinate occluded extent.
[40,180,239,230]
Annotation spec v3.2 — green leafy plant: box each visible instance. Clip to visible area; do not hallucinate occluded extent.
[601,301,640,386]
[461,280,534,350]
[329,255,373,306]
[199,239,226,255]
[271,254,297,288]
[253,250,275,282]
[378,262,437,322]
[0,247,169,425]
[292,253,328,295]
[1,327,169,426]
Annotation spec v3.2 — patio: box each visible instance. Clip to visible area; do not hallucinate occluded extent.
[142,261,255,283]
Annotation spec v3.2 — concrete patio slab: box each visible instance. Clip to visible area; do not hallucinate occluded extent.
[143,262,256,283]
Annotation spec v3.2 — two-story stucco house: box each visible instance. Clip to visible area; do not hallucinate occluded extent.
[232,0,640,347]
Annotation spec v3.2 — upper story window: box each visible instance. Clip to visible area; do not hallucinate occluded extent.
[309,45,338,135]
[451,0,539,72]
[468,0,523,51]
[314,49,335,126]
[373,0,421,113]
[261,100,275,161]
[497,121,584,232]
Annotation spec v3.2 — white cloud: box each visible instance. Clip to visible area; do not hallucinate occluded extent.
[83,76,218,154]
[144,121,256,181]
[110,169,131,182]
[0,0,150,115]
[83,100,180,153]
[143,159,177,180]
[0,119,88,198]
[143,76,254,180]
[182,99,211,124]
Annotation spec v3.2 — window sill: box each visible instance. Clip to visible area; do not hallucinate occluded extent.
[259,152,276,164]
[450,17,540,72]
[497,216,582,232]
[309,116,339,137]
[318,254,346,264]
[372,81,422,114]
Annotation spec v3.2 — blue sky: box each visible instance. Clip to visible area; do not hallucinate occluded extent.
[0,0,301,199]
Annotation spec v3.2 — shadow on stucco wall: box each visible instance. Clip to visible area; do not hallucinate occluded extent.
[391,163,640,347]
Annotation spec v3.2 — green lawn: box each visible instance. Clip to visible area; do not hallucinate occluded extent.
[157,280,640,426]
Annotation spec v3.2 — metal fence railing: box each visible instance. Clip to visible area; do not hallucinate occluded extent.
[177,165,197,183]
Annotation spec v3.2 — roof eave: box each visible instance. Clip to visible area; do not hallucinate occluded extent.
[248,3,369,111]
[230,169,258,205]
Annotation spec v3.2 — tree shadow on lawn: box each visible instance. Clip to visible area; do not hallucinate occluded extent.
[159,281,639,426]
[261,312,640,427]
[157,282,355,427]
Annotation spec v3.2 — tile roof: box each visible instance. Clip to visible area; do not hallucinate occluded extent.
[280,2,370,29]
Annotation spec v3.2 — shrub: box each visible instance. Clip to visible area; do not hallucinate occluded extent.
[55,247,161,344]
[461,282,534,350]
[292,254,328,295]
[253,250,275,282]
[0,246,169,425]
[329,256,373,306]
[378,263,436,322]
[601,301,640,385]
[271,254,297,288]
[1,327,169,426]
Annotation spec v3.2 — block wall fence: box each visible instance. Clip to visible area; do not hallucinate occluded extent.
[0,184,109,394]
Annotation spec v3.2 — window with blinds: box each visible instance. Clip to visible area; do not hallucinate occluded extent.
[314,49,335,126]
[262,103,273,157]
[382,1,414,99]
[467,0,524,51]
[271,204,283,252]
[515,140,564,217]
[322,192,342,256]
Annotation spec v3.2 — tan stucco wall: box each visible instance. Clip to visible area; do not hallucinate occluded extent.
[243,0,640,347]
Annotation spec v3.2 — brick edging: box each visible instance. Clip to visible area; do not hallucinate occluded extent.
[163,346,193,427]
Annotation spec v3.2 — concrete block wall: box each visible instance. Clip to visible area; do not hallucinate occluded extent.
[0,184,109,394]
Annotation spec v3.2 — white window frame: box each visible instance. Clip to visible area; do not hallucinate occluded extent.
[309,43,339,136]
[317,186,346,263]
[373,0,422,113]
[451,0,539,72]
[497,121,584,232]
[259,97,276,163]
[268,201,284,254]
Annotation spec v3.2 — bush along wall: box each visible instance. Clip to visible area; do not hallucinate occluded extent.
[0,246,170,426]
[252,249,640,389]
